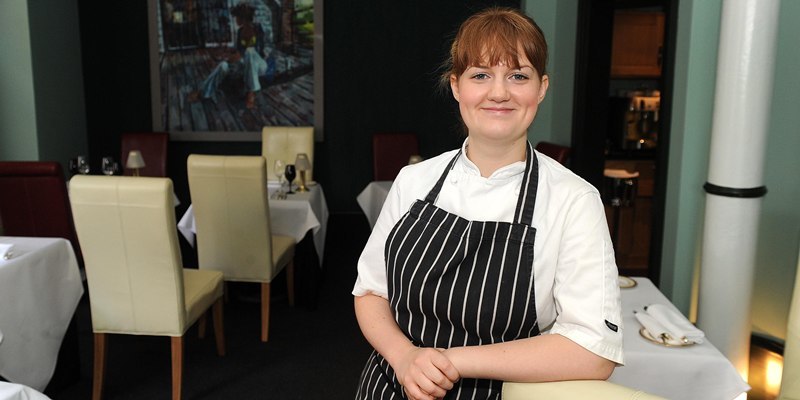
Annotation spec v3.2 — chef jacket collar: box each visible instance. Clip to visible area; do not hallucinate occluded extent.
[458,138,527,181]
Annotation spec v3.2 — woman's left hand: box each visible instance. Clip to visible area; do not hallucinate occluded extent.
[395,347,459,400]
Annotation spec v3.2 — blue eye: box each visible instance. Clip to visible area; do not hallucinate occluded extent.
[471,73,489,80]
[510,73,529,81]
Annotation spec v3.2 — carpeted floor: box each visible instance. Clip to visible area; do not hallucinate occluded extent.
[51,213,374,400]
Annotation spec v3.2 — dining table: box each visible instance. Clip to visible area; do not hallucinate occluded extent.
[610,277,750,399]
[0,237,84,392]
[177,182,329,266]
[356,180,392,229]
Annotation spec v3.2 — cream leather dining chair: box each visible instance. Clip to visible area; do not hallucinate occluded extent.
[187,154,296,342]
[69,175,225,400]
[502,380,666,400]
[778,240,800,399]
[262,126,314,182]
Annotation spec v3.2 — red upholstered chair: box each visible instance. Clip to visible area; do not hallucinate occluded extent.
[0,161,83,267]
[372,133,419,181]
[121,132,169,177]
[535,141,572,165]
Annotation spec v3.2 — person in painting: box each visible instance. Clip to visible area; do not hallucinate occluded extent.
[188,2,275,109]
[352,7,624,400]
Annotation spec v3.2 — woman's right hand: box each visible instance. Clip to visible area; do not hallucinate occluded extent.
[395,347,460,400]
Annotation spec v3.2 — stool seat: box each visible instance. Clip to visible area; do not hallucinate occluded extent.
[604,168,640,179]
[603,168,640,207]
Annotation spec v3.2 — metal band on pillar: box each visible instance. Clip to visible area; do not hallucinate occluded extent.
[703,183,767,198]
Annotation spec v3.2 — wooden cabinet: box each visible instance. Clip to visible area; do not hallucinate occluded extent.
[610,11,665,78]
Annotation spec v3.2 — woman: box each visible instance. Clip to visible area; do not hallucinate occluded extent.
[353,7,623,400]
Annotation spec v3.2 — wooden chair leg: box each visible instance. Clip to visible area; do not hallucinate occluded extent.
[171,336,183,400]
[261,282,271,342]
[212,297,226,356]
[92,333,107,400]
[286,260,296,307]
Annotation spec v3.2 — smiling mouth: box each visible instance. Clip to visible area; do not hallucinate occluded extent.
[482,107,514,113]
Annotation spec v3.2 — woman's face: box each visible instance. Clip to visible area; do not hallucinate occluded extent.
[450,54,549,144]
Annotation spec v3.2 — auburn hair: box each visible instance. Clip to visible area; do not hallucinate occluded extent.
[441,7,548,87]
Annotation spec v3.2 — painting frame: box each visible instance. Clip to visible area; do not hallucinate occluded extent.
[147,0,324,142]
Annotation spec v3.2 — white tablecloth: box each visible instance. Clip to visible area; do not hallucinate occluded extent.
[177,183,329,265]
[0,237,84,391]
[0,382,51,400]
[609,277,750,399]
[356,181,392,229]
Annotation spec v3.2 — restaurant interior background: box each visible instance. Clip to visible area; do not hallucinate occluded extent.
[1,0,799,395]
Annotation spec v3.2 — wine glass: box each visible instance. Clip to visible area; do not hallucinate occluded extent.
[273,160,285,197]
[101,157,117,176]
[77,156,90,175]
[68,158,79,175]
[284,164,297,194]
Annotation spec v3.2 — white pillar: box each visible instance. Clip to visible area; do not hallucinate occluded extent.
[698,0,780,377]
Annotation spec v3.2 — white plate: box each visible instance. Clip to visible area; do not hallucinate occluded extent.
[618,275,637,288]
[639,327,695,347]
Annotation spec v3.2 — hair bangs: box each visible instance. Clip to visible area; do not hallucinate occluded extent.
[440,7,548,89]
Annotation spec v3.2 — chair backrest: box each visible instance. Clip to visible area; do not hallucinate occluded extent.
[535,141,572,165]
[372,132,419,181]
[0,161,84,267]
[261,126,314,182]
[69,175,188,336]
[187,155,277,282]
[502,380,666,400]
[779,240,800,399]
[121,132,169,177]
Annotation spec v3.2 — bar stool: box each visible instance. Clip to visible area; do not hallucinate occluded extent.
[602,168,640,252]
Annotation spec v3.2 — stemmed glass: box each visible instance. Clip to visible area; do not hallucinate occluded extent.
[273,160,285,197]
[284,164,297,194]
[76,156,90,175]
[101,157,118,176]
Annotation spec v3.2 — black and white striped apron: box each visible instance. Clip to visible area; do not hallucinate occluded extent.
[357,142,540,399]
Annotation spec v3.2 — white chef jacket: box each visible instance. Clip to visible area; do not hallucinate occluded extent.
[353,140,624,364]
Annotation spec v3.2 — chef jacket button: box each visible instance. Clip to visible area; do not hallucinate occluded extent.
[450,176,458,184]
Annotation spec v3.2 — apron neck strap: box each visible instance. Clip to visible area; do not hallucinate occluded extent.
[513,142,539,226]
[424,150,461,204]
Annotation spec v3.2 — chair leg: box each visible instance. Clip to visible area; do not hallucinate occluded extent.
[261,282,271,342]
[213,297,226,356]
[92,333,107,400]
[171,336,183,400]
[198,312,207,339]
[286,259,296,307]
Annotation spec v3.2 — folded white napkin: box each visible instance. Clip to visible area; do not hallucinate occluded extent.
[634,311,668,338]
[0,243,14,260]
[645,303,705,344]
[634,310,686,346]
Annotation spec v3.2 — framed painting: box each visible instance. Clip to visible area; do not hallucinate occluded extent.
[148,0,323,141]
